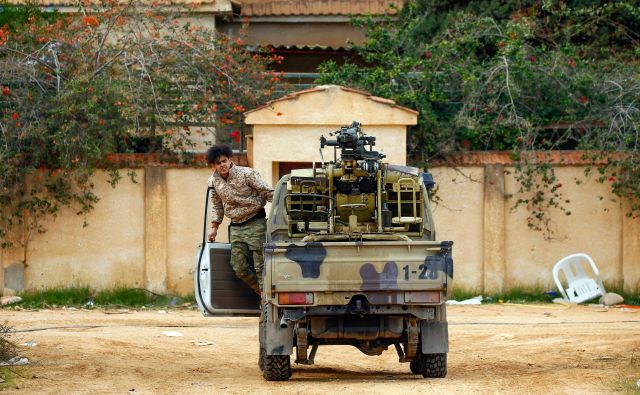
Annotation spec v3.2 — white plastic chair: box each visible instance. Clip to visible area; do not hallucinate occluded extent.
[552,253,605,303]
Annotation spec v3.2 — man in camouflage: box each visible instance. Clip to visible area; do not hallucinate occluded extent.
[207,145,274,295]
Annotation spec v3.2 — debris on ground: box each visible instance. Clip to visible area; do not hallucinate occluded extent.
[0,356,29,366]
[161,331,182,337]
[0,296,22,306]
[599,292,624,306]
[552,298,576,306]
[103,310,132,315]
[446,296,482,305]
[191,340,213,346]
[592,355,614,361]
[20,342,37,347]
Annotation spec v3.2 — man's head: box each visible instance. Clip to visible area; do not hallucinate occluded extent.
[206,145,233,178]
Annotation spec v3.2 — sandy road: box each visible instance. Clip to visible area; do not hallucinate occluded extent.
[1,304,639,394]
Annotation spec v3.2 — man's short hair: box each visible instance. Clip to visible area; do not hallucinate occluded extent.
[206,145,233,165]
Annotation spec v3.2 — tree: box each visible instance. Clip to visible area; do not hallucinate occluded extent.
[0,1,284,247]
[317,0,640,234]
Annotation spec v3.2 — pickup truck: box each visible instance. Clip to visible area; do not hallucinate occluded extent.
[195,122,453,381]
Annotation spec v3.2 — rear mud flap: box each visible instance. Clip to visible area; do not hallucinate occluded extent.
[264,305,294,355]
[420,320,449,354]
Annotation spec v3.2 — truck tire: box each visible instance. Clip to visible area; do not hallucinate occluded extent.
[420,353,447,378]
[260,305,292,381]
[259,344,265,371]
[262,354,291,381]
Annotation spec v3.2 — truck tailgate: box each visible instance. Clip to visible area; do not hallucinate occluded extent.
[264,240,453,293]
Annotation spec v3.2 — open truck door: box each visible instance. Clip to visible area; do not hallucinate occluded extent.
[195,187,261,316]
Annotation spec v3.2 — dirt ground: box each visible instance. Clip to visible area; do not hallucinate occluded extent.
[1,304,639,394]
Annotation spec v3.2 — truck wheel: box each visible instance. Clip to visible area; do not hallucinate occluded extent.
[260,305,292,381]
[259,344,265,371]
[420,353,447,378]
[262,354,292,381]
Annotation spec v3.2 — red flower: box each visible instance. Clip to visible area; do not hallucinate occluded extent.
[578,96,588,104]
[529,55,535,63]
[11,112,19,120]
[608,176,615,182]
[99,119,105,126]
[228,129,240,143]
[424,51,432,59]
[568,58,576,68]
[83,16,99,27]
[0,28,6,46]
[2,86,9,96]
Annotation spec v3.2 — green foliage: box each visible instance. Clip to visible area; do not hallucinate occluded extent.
[451,283,639,305]
[451,284,552,303]
[0,1,283,248]
[6,286,195,308]
[0,321,18,364]
[318,0,640,233]
[0,367,17,389]
[0,1,59,31]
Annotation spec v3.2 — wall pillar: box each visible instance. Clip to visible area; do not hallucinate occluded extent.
[483,164,506,293]
[622,202,640,291]
[144,166,168,293]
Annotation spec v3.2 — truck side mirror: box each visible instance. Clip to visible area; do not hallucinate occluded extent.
[422,172,435,190]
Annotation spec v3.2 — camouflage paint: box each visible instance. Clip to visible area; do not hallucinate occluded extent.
[359,261,399,290]
[283,243,327,278]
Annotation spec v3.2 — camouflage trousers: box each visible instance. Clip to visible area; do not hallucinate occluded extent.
[229,217,266,296]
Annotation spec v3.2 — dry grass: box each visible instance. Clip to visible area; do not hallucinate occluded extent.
[0,321,18,363]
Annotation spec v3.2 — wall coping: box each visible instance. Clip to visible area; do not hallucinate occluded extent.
[104,153,248,168]
[428,151,622,167]
[104,151,622,168]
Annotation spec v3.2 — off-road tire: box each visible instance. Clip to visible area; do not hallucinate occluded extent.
[259,344,265,371]
[420,353,447,378]
[262,354,291,381]
[259,306,266,371]
[409,359,421,374]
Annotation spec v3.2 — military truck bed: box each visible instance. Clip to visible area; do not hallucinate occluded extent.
[264,240,453,298]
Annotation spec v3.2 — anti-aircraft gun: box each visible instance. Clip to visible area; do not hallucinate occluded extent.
[279,120,434,239]
[195,121,453,382]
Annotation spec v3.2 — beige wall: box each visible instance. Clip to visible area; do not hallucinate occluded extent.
[20,172,145,290]
[431,165,640,292]
[1,162,639,295]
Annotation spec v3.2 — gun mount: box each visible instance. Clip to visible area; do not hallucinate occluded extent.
[280,121,435,239]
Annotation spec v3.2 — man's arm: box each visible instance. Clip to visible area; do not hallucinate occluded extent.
[246,168,274,202]
[208,183,224,241]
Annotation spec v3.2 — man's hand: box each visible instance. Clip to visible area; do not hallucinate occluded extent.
[208,226,218,242]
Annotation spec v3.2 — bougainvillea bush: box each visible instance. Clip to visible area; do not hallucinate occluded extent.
[0,1,283,247]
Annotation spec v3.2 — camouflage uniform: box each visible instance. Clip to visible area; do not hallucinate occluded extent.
[208,164,273,295]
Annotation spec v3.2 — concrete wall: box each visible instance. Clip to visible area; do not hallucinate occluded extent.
[2,160,639,296]
[431,164,640,292]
